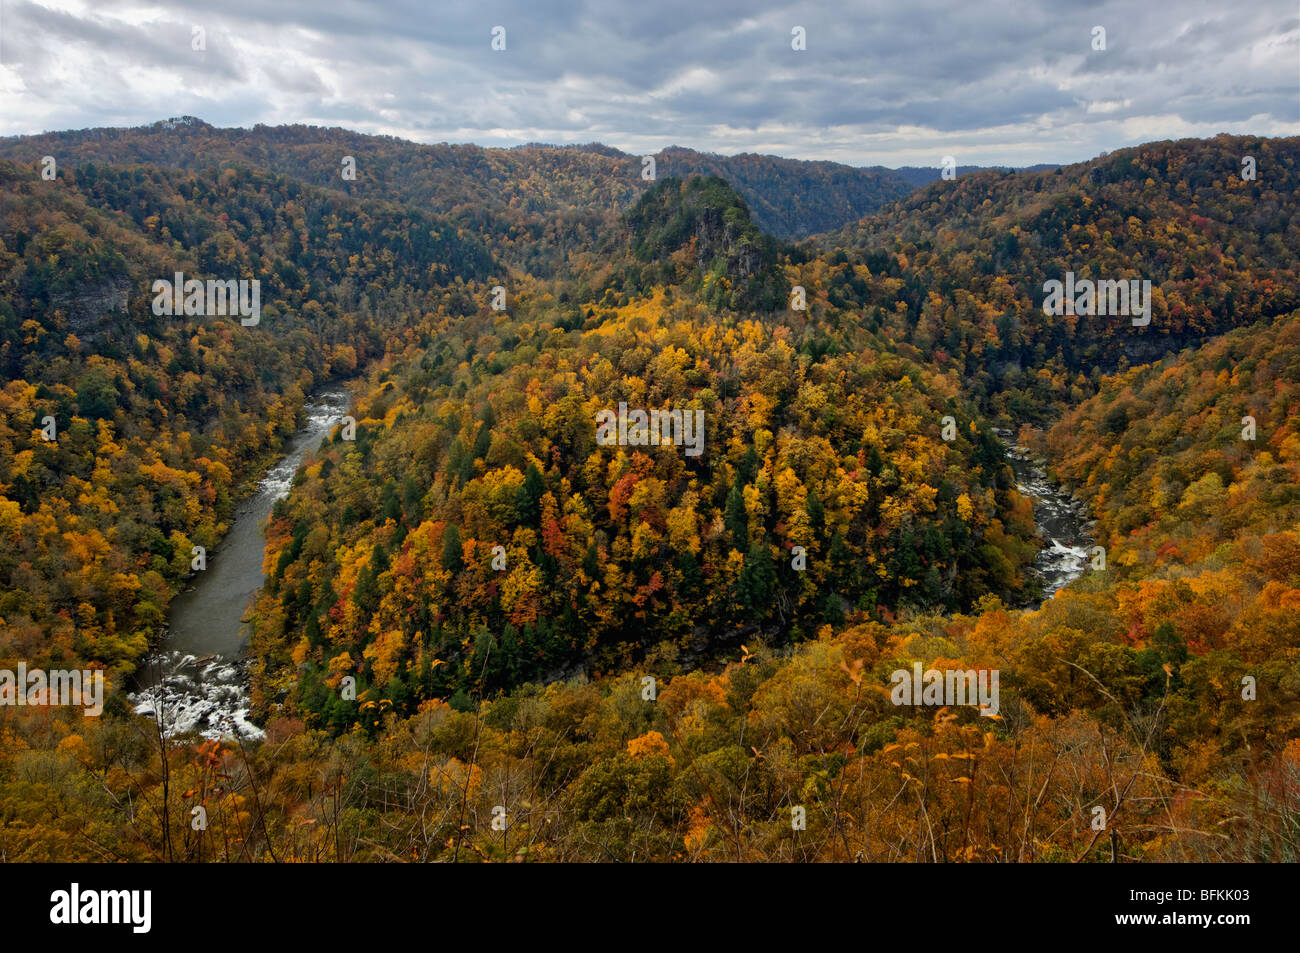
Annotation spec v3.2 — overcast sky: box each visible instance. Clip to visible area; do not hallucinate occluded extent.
[0,0,1296,166]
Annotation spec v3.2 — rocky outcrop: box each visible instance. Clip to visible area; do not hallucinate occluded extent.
[50,276,131,338]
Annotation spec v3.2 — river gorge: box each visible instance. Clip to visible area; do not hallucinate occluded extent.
[132,408,1096,740]
[129,390,350,739]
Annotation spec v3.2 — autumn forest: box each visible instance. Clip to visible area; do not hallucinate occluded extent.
[0,118,1296,865]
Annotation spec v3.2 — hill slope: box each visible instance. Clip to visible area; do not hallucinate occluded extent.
[815,134,1300,418]
[0,119,913,246]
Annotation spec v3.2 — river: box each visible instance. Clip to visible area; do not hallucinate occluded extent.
[995,429,1096,604]
[129,390,350,740]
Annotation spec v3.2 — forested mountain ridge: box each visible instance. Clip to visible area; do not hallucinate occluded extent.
[888,163,1060,189]
[816,134,1299,419]
[0,118,949,244]
[651,145,912,238]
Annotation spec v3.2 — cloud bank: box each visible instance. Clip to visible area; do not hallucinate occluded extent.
[0,0,1295,165]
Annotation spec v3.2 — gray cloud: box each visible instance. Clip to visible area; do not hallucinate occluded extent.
[0,0,1294,165]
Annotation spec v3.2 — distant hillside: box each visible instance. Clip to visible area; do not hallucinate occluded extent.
[0,119,925,243]
[1046,310,1300,554]
[817,134,1300,417]
[652,146,912,238]
[0,118,636,275]
[528,144,1060,235]
[890,163,1060,189]
[514,140,920,237]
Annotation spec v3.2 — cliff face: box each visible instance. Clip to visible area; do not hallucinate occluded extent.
[687,203,764,279]
[51,276,130,339]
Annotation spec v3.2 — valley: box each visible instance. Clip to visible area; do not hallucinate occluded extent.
[130,389,350,739]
